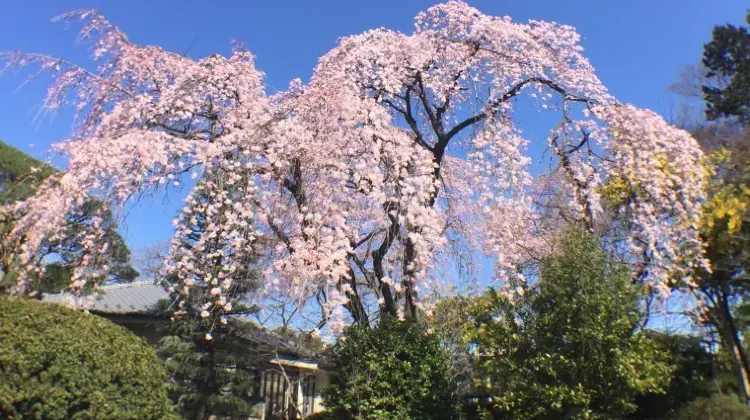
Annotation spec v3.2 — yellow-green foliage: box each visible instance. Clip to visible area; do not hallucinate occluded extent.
[700,148,750,252]
[598,151,680,209]
[600,147,749,258]
[598,173,633,207]
[0,297,177,420]
[704,184,750,233]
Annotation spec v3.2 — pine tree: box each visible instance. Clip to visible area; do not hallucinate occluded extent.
[0,141,137,294]
[703,11,750,123]
[157,168,267,420]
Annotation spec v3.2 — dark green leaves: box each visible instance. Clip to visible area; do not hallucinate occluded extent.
[702,11,750,123]
[0,297,177,420]
[322,317,462,420]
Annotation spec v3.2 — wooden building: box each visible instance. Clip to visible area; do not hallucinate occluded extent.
[44,281,328,419]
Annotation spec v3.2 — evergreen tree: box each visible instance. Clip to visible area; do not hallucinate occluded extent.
[465,229,672,419]
[157,168,267,420]
[0,140,137,294]
[703,11,750,123]
[0,141,57,204]
[157,318,266,420]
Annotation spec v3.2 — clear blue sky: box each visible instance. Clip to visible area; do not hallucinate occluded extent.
[0,0,747,251]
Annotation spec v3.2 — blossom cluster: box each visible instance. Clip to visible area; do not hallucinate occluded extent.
[1,2,707,330]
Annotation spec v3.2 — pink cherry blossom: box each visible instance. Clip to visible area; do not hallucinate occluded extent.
[1,2,707,329]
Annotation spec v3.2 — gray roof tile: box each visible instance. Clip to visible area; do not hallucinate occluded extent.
[43,281,166,314]
[43,281,321,361]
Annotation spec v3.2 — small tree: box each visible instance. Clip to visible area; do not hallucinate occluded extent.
[428,295,475,395]
[157,170,267,420]
[322,317,462,420]
[465,229,672,419]
[0,297,176,419]
[157,320,265,420]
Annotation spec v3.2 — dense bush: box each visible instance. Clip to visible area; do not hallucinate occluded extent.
[672,394,750,420]
[631,332,718,419]
[322,317,461,419]
[465,230,672,419]
[0,297,177,420]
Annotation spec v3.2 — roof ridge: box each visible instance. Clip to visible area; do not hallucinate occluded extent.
[99,280,160,290]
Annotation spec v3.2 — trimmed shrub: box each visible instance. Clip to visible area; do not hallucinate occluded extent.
[322,317,461,420]
[672,394,750,420]
[0,297,177,419]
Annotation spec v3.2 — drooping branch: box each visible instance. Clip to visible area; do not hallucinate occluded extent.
[1,2,708,334]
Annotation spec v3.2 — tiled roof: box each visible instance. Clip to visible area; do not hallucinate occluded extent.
[43,281,321,361]
[43,281,167,315]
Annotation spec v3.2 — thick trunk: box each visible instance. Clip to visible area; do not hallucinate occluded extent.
[372,215,400,318]
[402,238,419,319]
[193,403,209,420]
[343,267,369,326]
[715,286,750,404]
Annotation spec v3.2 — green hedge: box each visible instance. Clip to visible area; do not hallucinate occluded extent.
[0,297,177,419]
[672,394,750,420]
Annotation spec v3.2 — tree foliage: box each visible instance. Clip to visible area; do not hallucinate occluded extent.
[157,322,264,420]
[0,297,176,420]
[702,11,750,123]
[631,332,718,419]
[686,123,750,402]
[671,11,750,400]
[427,295,475,395]
[0,141,57,204]
[322,317,462,420]
[465,230,672,419]
[0,140,137,295]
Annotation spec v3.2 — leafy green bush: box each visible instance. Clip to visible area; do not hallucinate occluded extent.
[0,297,177,419]
[322,317,461,419]
[465,229,672,419]
[631,332,718,419]
[672,394,750,420]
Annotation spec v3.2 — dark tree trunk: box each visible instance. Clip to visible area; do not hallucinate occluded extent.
[715,284,750,404]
